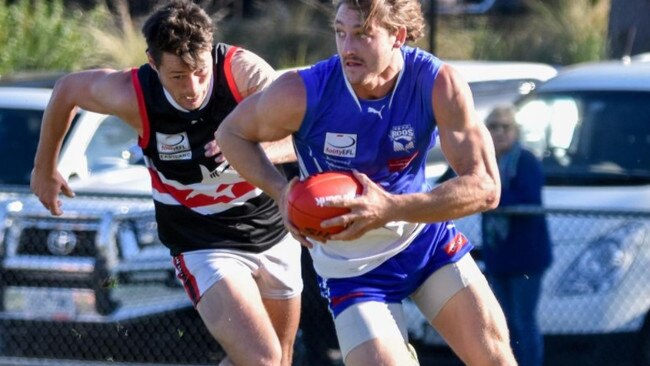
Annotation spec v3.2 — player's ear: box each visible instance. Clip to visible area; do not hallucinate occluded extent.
[393,26,407,48]
[146,49,158,72]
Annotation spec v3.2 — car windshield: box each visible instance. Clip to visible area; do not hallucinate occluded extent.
[86,115,140,172]
[0,108,45,185]
[0,108,78,186]
[470,79,541,120]
[516,90,650,185]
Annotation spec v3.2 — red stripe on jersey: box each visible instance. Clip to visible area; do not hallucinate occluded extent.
[148,167,257,208]
[223,46,243,103]
[388,151,419,172]
[130,68,151,149]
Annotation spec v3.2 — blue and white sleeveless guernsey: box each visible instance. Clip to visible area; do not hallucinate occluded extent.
[296,46,473,279]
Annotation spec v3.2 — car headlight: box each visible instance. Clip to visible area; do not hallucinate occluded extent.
[133,216,159,247]
[556,221,646,296]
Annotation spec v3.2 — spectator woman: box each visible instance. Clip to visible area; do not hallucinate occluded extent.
[482,105,553,366]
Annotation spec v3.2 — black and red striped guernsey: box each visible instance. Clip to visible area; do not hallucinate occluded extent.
[131,43,286,255]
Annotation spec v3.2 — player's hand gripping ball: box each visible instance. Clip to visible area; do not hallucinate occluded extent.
[287,171,362,240]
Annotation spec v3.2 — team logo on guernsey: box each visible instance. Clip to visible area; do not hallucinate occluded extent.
[324,132,357,158]
[156,131,192,161]
[390,125,415,152]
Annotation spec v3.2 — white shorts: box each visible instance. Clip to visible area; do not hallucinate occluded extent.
[172,235,303,306]
[334,254,483,359]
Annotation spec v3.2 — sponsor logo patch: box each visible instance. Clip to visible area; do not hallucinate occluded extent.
[157,131,192,160]
[324,132,357,158]
[444,233,468,255]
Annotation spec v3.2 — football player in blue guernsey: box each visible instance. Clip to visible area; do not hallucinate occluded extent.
[217,0,516,365]
[30,1,302,365]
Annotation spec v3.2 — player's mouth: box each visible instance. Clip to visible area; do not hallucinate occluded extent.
[182,95,202,108]
[344,57,364,68]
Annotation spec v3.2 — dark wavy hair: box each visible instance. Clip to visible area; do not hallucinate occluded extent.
[332,0,425,43]
[142,0,214,68]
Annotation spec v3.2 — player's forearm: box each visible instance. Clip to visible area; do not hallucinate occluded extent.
[33,92,77,171]
[391,173,500,223]
[260,135,296,164]
[217,127,288,202]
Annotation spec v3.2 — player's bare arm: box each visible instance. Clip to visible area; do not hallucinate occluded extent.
[397,63,500,222]
[216,71,311,246]
[31,69,140,216]
[216,71,305,201]
[206,49,296,165]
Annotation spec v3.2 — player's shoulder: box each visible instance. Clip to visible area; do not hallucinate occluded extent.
[433,61,471,96]
[58,68,133,98]
[230,47,274,73]
[269,68,306,99]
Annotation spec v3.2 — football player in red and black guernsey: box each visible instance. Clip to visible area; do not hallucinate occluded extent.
[31,1,302,365]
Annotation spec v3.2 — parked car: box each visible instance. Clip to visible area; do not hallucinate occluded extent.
[425,60,558,179]
[409,57,650,365]
[0,87,149,189]
[0,87,216,363]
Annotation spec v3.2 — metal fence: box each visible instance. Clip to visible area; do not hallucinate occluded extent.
[1,190,649,366]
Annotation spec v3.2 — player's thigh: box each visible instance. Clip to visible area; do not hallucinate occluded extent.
[434,281,512,364]
[197,272,280,362]
[334,302,417,366]
[411,254,511,364]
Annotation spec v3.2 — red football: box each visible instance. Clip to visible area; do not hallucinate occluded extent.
[287,171,362,240]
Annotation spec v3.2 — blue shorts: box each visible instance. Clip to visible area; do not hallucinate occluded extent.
[318,222,473,317]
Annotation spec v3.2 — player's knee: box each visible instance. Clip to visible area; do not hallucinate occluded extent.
[345,339,418,366]
[244,345,283,366]
[467,323,516,366]
[221,338,282,366]
[259,342,283,366]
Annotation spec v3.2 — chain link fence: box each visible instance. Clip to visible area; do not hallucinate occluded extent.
[1,188,649,366]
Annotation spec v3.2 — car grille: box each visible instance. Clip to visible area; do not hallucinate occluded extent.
[18,228,97,257]
[5,217,101,260]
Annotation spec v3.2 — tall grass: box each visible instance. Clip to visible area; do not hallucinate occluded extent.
[0,0,104,75]
[218,0,334,68]
[471,0,610,64]
[83,0,148,69]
